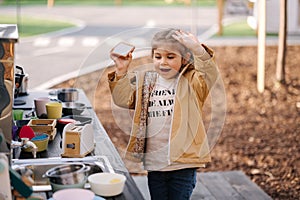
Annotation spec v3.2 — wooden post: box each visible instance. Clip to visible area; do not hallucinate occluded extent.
[184,0,191,6]
[47,0,54,8]
[191,0,197,36]
[115,0,122,6]
[257,0,266,93]
[276,0,287,83]
[217,0,224,36]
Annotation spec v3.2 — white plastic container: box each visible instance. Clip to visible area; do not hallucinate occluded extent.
[88,172,126,197]
[53,188,94,200]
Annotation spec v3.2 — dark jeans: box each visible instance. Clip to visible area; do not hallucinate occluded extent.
[147,168,197,200]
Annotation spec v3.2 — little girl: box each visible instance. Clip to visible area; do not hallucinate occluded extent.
[108,29,219,200]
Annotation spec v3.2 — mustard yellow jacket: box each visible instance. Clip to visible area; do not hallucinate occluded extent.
[108,46,219,165]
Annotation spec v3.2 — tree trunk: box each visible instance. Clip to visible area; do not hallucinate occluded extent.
[217,0,224,36]
[47,0,55,8]
[276,0,287,83]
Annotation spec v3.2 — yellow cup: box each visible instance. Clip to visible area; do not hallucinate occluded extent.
[46,102,62,119]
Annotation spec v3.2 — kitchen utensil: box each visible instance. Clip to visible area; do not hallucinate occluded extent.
[61,115,92,126]
[44,163,90,184]
[61,123,95,158]
[34,97,51,118]
[19,125,35,140]
[14,66,28,99]
[57,88,78,102]
[14,66,25,90]
[49,196,105,200]
[9,163,33,198]
[50,180,87,192]
[13,109,24,120]
[19,73,28,95]
[62,102,85,116]
[52,188,94,200]
[46,102,62,119]
[23,133,49,152]
[88,172,126,197]
[16,120,30,128]
[57,118,77,136]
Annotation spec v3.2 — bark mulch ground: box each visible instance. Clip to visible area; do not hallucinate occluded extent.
[53,45,300,200]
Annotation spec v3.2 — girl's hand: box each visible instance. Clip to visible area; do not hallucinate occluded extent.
[110,51,133,75]
[172,30,205,56]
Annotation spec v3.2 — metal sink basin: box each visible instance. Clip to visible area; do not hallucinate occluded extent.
[11,156,114,192]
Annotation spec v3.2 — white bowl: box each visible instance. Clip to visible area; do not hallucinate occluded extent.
[53,188,94,200]
[88,172,126,197]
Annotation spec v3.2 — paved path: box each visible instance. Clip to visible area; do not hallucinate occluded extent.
[1,5,299,89]
[0,5,230,89]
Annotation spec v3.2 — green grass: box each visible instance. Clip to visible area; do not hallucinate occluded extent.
[2,1,256,38]
[1,16,257,38]
[216,20,257,37]
[2,0,216,6]
[0,15,75,37]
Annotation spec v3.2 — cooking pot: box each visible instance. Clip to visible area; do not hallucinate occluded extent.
[57,88,78,102]
[62,102,85,116]
[43,163,90,185]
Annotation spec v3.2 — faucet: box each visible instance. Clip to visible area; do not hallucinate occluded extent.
[11,138,37,158]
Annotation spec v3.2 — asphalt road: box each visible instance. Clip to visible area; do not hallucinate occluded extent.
[5,5,299,90]
[1,5,221,89]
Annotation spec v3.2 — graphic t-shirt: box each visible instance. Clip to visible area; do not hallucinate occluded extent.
[144,75,206,171]
[144,75,177,171]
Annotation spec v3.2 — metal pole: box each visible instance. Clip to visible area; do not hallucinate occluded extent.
[16,0,21,34]
[191,0,198,36]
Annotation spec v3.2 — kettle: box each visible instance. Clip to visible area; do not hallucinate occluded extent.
[15,66,28,96]
[19,73,28,95]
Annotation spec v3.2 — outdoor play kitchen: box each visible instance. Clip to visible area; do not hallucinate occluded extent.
[0,24,143,200]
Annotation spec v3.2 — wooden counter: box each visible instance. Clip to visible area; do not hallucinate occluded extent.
[13,89,145,200]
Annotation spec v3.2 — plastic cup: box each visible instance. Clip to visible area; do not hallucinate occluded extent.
[13,109,24,120]
[34,97,51,118]
[46,102,62,119]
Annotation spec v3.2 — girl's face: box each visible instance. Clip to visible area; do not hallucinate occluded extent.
[152,46,183,79]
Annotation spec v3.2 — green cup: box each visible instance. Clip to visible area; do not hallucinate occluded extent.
[13,109,24,120]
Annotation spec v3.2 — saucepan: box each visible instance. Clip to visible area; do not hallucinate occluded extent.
[57,88,79,102]
[62,102,85,116]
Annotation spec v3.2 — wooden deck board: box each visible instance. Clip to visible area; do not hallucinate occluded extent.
[198,172,245,200]
[133,170,273,200]
[191,180,216,200]
[221,171,272,200]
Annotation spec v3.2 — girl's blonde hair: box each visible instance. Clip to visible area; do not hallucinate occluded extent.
[151,28,193,63]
